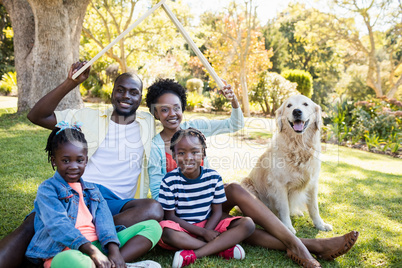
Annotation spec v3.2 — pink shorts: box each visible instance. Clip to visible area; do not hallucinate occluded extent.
[158,216,243,250]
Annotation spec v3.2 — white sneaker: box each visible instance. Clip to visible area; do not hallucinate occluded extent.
[217,244,246,260]
[126,260,162,268]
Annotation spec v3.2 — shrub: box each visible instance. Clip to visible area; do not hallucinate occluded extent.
[100,83,113,101]
[187,91,207,111]
[323,96,402,152]
[209,90,229,112]
[186,78,204,95]
[249,71,298,116]
[281,69,313,98]
[0,71,17,95]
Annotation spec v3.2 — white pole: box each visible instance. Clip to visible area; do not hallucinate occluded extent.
[161,3,225,89]
[72,0,167,80]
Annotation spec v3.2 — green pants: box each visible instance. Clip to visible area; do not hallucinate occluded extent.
[50,220,162,268]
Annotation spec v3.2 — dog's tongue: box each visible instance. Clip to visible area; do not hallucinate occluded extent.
[293,121,304,131]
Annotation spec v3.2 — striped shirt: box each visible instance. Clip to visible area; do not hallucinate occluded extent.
[159,167,226,224]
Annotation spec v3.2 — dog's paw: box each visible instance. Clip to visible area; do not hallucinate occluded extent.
[315,222,333,232]
[292,210,304,217]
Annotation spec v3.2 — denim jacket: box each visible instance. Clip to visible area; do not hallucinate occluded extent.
[25,172,120,264]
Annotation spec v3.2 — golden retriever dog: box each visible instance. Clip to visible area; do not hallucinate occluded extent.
[241,95,332,234]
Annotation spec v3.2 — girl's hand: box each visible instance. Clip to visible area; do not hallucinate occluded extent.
[107,243,126,268]
[80,242,111,268]
[202,229,220,242]
[219,79,239,108]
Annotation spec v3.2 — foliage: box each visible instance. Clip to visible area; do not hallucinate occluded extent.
[185,78,204,94]
[209,90,229,112]
[81,0,192,82]
[323,96,402,153]
[0,4,14,78]
[186,91,207,111]
[281,69,313,98]
[335,64,377,100]
[305,0,402,98]
[0,71,17,95]
[262,19,288,73]
[201,1,273,116]
[272,3,344,107]
[249,71,298,116]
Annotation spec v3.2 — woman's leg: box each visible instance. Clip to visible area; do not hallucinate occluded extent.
[223,183,314,260]
[223,183,358,260]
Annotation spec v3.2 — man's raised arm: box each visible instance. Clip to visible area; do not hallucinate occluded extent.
[27,61,90,129]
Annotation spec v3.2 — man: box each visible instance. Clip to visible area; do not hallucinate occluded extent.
[0,61,163,268]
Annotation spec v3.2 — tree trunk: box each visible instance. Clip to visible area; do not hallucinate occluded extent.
[240,68,250,117]
[24,0,90,111]
[1,0,35,112]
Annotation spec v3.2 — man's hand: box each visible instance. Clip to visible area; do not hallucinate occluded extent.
[68,61,91,84]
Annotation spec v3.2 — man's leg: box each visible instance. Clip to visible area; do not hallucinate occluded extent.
[113,199,163,227]
[0,213,35,268]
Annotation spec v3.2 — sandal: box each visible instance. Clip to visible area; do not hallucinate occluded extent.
[287,249,321,268]
[317,231,359,261]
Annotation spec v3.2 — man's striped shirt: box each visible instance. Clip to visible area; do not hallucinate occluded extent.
[159,167,226,224]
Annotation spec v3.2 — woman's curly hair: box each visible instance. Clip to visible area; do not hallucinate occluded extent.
[145,78,187,115]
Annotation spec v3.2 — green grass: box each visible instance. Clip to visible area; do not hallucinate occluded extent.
[0,100,401,267]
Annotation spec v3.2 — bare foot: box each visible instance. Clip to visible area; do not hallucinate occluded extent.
[287,248,321,267]
[312,231,359,261]
[287,239,319,266]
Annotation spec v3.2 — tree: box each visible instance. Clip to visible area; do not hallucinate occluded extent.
[249,71,298,116]
[82,0,192,78]
[304,0,402,98]
[273,3,344,107]
[0,4,14,77]
[201,0,272,116]
[1,0,90,112]
[262,19,288,73]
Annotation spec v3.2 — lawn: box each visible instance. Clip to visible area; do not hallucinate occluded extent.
[0,98,401,267]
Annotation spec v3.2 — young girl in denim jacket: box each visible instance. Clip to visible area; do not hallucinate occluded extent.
[25,122,162,268]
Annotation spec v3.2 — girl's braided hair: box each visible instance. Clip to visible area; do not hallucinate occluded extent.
[45,127,88,170]
[170,128,207,157]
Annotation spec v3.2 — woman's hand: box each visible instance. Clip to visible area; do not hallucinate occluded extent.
[219,79,239,108]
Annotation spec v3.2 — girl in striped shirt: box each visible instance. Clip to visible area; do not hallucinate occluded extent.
[158,128,255,268]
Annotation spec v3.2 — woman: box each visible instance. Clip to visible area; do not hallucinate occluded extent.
[146,78,358,268]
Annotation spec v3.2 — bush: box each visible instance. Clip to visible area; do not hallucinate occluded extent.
[209,90,229,112]
[249,71,298,116]
[281,69,313,98]
[186,78,204,95]
[186,91,207,111]
[323,96,402,153]
[0,71,17,95]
